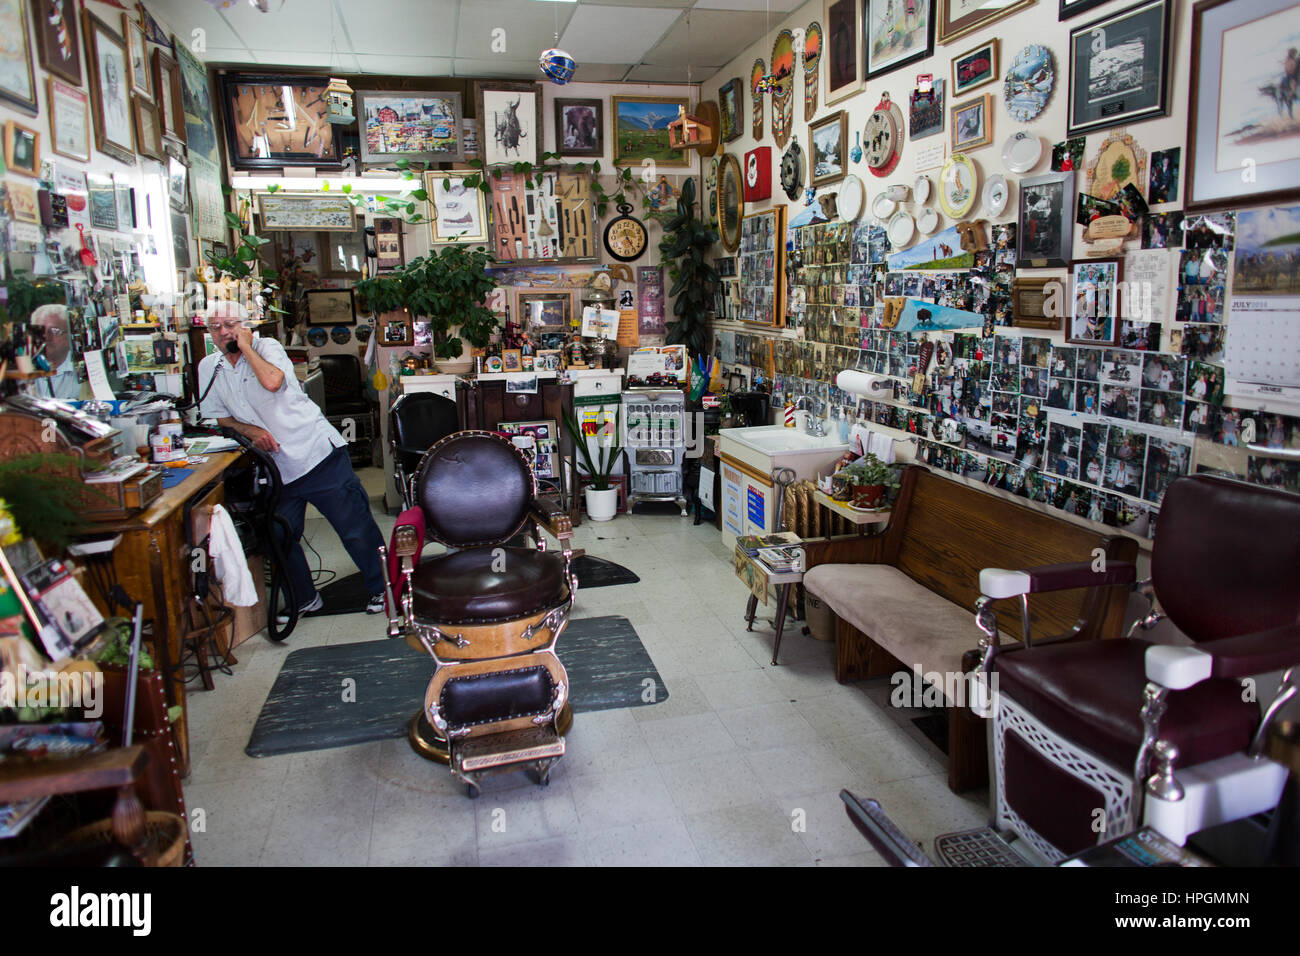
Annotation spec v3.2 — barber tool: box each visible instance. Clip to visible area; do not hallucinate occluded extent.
[771,467,796,533]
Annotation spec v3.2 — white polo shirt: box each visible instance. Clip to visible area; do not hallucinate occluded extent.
[198,338,344,484]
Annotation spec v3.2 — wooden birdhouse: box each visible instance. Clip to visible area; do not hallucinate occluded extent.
[668,101,719,154]
[325,77,355,124]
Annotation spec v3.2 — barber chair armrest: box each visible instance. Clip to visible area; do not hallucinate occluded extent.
[387,507,426,600]
[530,494,572,541]
[978,561,1137,599]
[1146,624,1300,689]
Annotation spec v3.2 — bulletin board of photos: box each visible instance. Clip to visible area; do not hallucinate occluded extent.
[738,206,785,327]
[713,210,1300,541]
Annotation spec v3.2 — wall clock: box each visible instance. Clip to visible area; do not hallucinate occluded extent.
[1003,45,1054,123]
[603,203,649,262]
[780,139,804,201]
[718,153,744,252]
[744,146,772,201]
[863,93,903,178]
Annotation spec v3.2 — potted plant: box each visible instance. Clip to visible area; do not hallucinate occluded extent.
[354,244,498,372]
[562,404,623,522]
[837,454,896,509]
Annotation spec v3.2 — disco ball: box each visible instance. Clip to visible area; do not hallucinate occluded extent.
[540,49,576,85]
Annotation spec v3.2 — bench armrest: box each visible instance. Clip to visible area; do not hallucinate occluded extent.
[979,561,1137,599]
[1146,624,1300,688]
[531,494,572,542]
[802,534,885,570]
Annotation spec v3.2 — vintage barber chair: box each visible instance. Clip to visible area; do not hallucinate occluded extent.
[379,430,575,797]
[390,391,460,509]
[972,474,1299,863]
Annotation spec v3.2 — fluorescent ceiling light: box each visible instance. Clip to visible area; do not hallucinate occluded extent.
[228,175,420,193]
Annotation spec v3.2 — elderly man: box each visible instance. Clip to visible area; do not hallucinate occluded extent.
[31,304,83,400]
[197,300,386,618]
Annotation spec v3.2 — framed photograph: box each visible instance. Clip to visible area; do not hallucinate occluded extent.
[380,311,412,347]
[1012,276,1063,331]
[501,349,523,373]
[1068,259,1124,346]
[86,172,117,230]
[498,420,560,480]
[939,0,1034,44]
[4,120,39,176]
[46,79,88,162]
[132,95,163,161]
[167,155,187,212]
[611,95,690,168]
[809,110,848,187]
[554,97,602,157]
[1067,0,1172,138]
[951,38,998,97]
[864,0,934,80]
[476,80,542,167]
[123,12,150,99]
[257,193,357,232]
[1060,0,1111,19]
[1018,171,1075,267]
[1187,0,1300,211]
[374,217,404,272]
[824,0,862,106]
[171,207,190,268]
[31,0,80,86]
[319,226,366,278]
[516,290,574,329]
[220,73,341,170]
[357,90,463,166]
[83,9,135,165]
[718,77,743,142]
[0,0,37,113]
[910,78,944,140]
[950,94,992,153]
[152,50,185,146]
[425,170,488,244]
[306,288,356,327]
[173,38,218,166]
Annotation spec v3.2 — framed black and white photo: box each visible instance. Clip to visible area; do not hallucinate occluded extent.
[306,288,357,327]
[1018,170,1075,268]
[554,97,602,157]
[357,90,463,166]
[1067,0,1172,138]
[82,9,135,164]
[476,80,541,167]
[167,155,187,212]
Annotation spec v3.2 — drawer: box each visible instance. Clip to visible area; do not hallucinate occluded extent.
[573,374,622,399]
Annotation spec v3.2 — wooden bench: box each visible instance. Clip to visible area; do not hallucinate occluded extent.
[802,465,1138,792]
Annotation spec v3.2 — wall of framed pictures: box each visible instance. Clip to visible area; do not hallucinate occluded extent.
[707,0,1300,541]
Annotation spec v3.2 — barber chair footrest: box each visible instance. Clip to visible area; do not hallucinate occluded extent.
[933,827,1031,867]
[450,726,565,792]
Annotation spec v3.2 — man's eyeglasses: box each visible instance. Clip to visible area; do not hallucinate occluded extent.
[210,321,246,332]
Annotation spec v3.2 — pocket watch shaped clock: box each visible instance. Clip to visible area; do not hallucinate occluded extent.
[863,93,904,178]
[780,139,804,201]
[744,146,772,201]
[603,203,649,262]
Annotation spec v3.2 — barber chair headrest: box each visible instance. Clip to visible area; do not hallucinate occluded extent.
[413,430,536,549]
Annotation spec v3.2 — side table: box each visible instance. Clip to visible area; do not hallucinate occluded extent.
[734,546,804,665]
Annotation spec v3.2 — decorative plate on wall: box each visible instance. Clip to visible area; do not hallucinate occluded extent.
[938,153,979,218]
[838,174,865,222]
[1003,44,1054,123]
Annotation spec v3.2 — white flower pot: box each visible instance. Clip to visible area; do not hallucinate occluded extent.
[584,486,619,522]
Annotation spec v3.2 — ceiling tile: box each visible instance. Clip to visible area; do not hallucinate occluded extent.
[134,0,247,51]
[554,63,633,82]
[579,0,695,7]
[354,56,456,75]
[693,0,806,11]
[339,0,460,57]
[247,50,359,70]
[641,9,768,66]
[453,58,548,80]
[219,2,348,52]
[622,63,696,83]
[558,7,683,64]
[453,1,577,59]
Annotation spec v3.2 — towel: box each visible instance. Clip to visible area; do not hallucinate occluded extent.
[208,503,257,607]
[868,431,896,465]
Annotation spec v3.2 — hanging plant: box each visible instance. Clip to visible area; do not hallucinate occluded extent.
[659,177,717,357]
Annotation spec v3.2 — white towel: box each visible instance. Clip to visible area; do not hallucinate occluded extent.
[208,503,258,607]
[868,431,896,464]
[850,424,874,458]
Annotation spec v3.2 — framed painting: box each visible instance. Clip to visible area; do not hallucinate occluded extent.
[152,50,185,146]
[220,73,341,170]
[554,97,602,157]
[952,38,998,97]
[374,217,404,272]
[1059,0,1110,19]
[425,170,488,244]
[0,0,37,114]
[31,0,80,86]
[357,90,463,166]
[951,94,992,153]
[257,193,357,232]
[306,288,356,327]
[864,0,934,80]
[938,0,1035,44]
[123,12,150,100]
[132,95,163,161]
[476,80,542,167]
[809,110,848,187]
[83,9,135,165]
[825,0,861,106]
[718,77,743,143]
[1018,170,1075,267]
[611,95,690,168]
[4,120,39,176]
[1186,0,1300,211]
[1066,0,1172,138]
[1067,258,1123,346]
[173,37,218,166]
[47,79,90,163]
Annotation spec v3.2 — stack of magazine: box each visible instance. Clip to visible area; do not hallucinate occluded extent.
[735,532,801,557]
[756,546,805,573]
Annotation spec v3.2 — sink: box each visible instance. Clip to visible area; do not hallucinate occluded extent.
[719,425,849,456]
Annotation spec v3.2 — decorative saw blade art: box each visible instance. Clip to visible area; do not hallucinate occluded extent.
[804,21,822,121]
[751,59,765,140]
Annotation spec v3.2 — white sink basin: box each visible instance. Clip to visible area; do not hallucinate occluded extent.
[719,425,849,456]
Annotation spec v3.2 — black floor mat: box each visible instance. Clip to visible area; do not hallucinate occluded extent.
[911,712,950,755]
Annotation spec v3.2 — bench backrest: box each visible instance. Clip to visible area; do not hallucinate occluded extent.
[888,467,1135,642]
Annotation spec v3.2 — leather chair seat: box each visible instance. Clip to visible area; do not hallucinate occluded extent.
[411,547,568,625]
[993,638,1259,771]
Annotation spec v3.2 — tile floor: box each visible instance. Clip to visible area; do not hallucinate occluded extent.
[183,468,990,866]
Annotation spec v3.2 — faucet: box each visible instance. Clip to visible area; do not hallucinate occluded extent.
[793,396,826,437]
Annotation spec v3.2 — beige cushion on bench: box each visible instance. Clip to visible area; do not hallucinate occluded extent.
[804,563,1010,695]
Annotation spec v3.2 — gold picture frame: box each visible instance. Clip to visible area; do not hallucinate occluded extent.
[425,170,488,244]
[4,120,40,177]
[950,94,993,153]
[611,95,691,168]
[1011,276,1063,331]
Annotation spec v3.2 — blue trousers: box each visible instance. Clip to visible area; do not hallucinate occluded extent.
[275,445,385,606]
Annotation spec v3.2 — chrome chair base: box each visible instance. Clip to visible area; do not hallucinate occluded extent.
[407,702,575,764]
